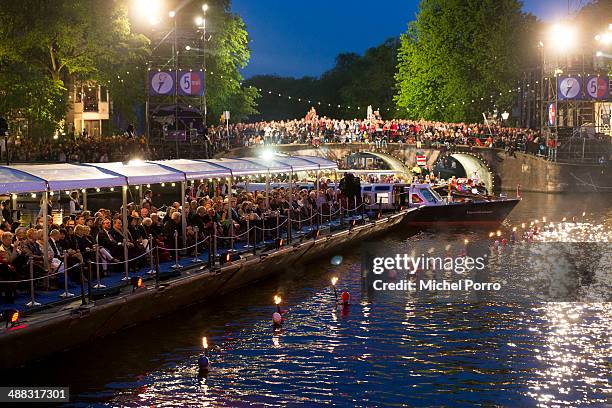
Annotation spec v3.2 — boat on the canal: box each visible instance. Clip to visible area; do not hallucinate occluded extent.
[361,182,520,225]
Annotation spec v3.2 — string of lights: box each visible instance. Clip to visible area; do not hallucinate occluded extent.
[105,64,608,117]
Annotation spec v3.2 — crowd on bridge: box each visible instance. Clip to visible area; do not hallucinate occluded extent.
[0,174,365,304]
[231,117,547,157]
[5,114,590,165]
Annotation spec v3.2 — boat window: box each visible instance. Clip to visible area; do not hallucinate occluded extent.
[363,186,372,192]
[430,188,443,201]
[411,194,423,203]
[375,193,389,204]
[374,186,389,191]
[420,188,438,203]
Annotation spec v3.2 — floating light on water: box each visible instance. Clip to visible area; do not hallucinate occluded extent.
[331,277,339,303]
[330,255,343,266]
[198,336,210,371]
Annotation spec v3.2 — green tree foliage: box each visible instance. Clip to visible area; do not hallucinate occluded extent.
[395,0,538,122]
[0,0,149,136]
[204,13,259,122]
[245,39,399,121]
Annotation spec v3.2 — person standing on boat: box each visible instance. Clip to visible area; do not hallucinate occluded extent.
[69,191,82,215]
[142,189,154,208]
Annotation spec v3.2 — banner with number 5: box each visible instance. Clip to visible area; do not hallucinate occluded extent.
[178,71,205,96]
[585,76,610,100]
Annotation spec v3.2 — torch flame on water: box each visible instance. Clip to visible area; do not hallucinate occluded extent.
[202,336,208,349]
[331,277,338,286]
[274,295,282,305]
[496,230,501,237]
[512,227,517,232]
[489,232,494,238]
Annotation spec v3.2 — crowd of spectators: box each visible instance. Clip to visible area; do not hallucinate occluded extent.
[228,117,547,157]
[0,176,359,304]
[7,115,607,165]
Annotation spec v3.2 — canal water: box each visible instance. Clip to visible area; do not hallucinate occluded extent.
[9,192,612,407]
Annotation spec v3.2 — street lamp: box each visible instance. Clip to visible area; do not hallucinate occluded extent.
[548,23,577,54]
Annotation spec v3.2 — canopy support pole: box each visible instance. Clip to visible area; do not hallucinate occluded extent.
[334,170,338,192]
[42,190,50,274]
[316,170,321,226]
[122,185,129,280]
[181,180,187,255]
[228,175,233,250]
[11,193,17,224]
[265,172,270,211]
[288,170,294,244]
[82,190,87,212]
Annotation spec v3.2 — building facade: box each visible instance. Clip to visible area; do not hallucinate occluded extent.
[66,82,110,138]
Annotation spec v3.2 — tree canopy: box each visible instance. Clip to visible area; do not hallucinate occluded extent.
[0,0,149,136]
[0,0,258,137]
[394,0,538,123]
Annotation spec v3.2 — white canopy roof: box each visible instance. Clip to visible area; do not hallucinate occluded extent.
[9,163,126,191]
[0,166,47,195]
[0,156,337,194]
[87,161,185,185]
[153,159,231,180]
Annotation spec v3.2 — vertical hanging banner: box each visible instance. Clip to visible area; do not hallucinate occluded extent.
[548,103,556,126]
[585,76,610,100]
[148,71,176,96]
[178,71,205,96]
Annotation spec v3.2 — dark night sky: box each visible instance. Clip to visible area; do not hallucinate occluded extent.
[232,0,581,79]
